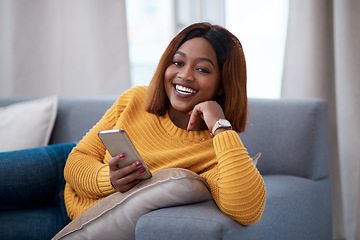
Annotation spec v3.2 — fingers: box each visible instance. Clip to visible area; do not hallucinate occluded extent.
[108,153,126,171]
[187,101,225,132]
[187,108,202,132]
[109,154,146,192]
[113,178,142,193]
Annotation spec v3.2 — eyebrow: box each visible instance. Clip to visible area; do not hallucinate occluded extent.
[175,51,215,68]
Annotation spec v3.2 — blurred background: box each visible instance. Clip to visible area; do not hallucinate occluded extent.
[0,0,288,98]
[127,0,288,99]
[1,1,359,240]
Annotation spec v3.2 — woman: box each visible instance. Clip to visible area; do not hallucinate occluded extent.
[64,22,266,225]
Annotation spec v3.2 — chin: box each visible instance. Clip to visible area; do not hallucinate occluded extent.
[169,103,193,114]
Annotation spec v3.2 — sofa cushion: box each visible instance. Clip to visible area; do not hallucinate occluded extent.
[241,98,329,180]
[135,176,332,240]
[49,97,115,144]
[0,96,57,152]
[53,168,212,240]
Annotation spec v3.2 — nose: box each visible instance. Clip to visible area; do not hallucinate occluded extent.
[178,66,194,81]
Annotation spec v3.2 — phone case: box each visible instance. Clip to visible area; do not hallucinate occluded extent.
[98,129,152,179]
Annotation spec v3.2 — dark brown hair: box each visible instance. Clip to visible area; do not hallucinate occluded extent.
[145,22,248,132]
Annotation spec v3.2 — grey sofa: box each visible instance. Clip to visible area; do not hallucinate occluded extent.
[0,97,332,240]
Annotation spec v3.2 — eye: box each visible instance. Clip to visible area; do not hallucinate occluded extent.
[197,68,210,74]
[172,61,184,67]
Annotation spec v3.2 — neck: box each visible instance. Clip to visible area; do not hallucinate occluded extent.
[168,107,207,131]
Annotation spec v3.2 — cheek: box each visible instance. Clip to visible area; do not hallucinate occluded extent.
[164,67,175,83]
[202,77,221,94]
[164,68,174,95]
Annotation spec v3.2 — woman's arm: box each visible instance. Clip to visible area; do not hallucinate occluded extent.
[64,98,124,199]
[200,130,266,225]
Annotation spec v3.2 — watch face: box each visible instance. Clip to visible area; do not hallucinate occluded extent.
[218,119,231,127]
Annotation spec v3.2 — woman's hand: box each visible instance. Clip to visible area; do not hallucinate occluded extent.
[187,101,228,135]
[108,153,146,193]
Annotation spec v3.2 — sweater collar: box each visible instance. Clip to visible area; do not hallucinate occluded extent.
[159,112,212,142]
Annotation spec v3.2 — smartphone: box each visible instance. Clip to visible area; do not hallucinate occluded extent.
[98,129,152,179]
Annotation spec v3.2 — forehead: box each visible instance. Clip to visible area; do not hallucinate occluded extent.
[176,38,218,63]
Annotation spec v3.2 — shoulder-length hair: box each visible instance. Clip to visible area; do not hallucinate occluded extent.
[145,22,248,133]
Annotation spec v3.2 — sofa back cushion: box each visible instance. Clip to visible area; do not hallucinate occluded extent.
[0,97,330,181]
[49,97,116,144]
[241,98,330,181]
[0,97,116,145]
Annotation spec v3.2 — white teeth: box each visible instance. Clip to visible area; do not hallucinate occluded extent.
[175,85,197,94]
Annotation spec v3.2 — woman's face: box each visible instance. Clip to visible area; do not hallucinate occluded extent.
[164,37,221,114]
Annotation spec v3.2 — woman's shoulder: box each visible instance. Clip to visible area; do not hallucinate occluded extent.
[121,85,148,98]
[115,85,148,104]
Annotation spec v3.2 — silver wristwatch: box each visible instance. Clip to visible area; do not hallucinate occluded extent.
[211,119,232,136]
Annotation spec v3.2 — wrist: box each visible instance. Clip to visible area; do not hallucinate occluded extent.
[211,119,232,137]
[213,127,232,136]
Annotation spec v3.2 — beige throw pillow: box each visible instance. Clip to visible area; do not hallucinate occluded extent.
[53,168,212,240]
[252,152,261,166]
[0,96,58,152]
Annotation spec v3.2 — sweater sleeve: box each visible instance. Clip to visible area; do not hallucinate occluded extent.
[200,130,266,225]
[63,90,133,199]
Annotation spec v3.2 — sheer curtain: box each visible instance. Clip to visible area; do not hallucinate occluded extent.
[0,0,130,97]
[282,0,360,239]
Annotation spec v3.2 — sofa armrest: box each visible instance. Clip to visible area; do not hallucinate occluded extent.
[0,142,76,210]
[242,98,330,180]
[135,175,332,240]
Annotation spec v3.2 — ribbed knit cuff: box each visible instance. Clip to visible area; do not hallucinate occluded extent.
[213,130,244,155]
[97,165,116,196]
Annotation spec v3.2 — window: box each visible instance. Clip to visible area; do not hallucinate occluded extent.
[126,0,289,98]
[225,0,289,98]
[126,0,173,86]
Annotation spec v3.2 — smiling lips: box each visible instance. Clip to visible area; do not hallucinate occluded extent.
[175,84,197,95]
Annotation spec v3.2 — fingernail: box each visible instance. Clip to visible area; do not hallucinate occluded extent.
[135,161,142,167]
[139,168,146,174]
[118,153,126,158]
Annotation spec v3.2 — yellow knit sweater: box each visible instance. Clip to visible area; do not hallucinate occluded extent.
[64,86,266,225]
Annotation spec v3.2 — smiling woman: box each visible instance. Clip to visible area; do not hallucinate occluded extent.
[146,23,248,133]
[164,38,221,130]
[64,22,266,226]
